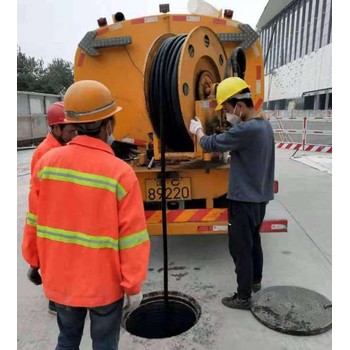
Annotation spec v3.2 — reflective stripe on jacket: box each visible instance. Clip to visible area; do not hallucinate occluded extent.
[30,132,62,179]
[22,135,150,307]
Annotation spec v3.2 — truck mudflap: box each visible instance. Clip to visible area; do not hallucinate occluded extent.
[145,208,288,235]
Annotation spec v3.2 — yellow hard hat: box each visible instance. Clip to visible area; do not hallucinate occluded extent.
[64,80,122,123]
[215,77,250,111]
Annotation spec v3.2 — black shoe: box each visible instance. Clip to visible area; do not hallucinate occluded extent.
[221,293,251,310]
[48,300,57,315]
[252,282,262,293]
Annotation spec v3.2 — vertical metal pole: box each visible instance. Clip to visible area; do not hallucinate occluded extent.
[159,104,169,303]
[302,116,307,151]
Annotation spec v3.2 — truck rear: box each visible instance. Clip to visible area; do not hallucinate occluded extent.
[73,1,287,235]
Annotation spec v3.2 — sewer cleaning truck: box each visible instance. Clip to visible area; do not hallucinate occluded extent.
[73,0,287,235]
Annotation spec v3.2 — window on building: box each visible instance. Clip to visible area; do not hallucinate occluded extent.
[304,95,315,109]
[318,94,326,110]
[327,2,332,45]
[301,0,310,56]
[299,0,306,58]
[322,0,331,47]
[273,20,278,69]
[264,28,270,73]
[276,20,281,68]
[287,10,293,63]
[328,93,332,109]
[280,16,286,66]
[268,101,276,110]
[289,3,296,62]
[277,99,287,110]
[294,0,302,60]
[318,0,327,49]
[307,0,316,54]
[313,0,321,51]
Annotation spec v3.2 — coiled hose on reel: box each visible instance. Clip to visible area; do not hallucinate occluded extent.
[148,35,194,152]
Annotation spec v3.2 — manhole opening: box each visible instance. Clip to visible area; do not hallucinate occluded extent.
[123,291,201,339]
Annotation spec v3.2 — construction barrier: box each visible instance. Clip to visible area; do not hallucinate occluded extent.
[17,91,61,146]
[275,142,332,153]
[263,110,332,153]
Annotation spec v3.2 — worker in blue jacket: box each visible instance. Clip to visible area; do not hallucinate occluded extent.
[189,77,275,310]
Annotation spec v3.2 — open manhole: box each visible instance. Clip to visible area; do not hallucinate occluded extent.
[251,286,332,335]
[123,291,201,339]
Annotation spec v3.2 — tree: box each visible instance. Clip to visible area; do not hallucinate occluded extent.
[17,47,74,95]
[17,47,45,92]
[41,58,74,95]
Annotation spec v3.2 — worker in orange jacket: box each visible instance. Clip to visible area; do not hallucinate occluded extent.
[30,101,77,178]
[28,101,77,315]
[22,80,150,350]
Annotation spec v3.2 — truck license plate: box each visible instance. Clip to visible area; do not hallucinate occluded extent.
[145,178,191,202]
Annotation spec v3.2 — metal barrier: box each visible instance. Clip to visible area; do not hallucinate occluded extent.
[263,110,332,153]
[17,91,61,146]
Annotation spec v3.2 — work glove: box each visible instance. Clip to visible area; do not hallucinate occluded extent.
[27,266,42,285]
[189,117,203,135]
[123,291,143,313]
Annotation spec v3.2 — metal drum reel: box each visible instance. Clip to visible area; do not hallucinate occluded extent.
[145,26,227,152]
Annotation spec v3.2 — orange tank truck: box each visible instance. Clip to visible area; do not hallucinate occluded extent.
[73,1,287,235]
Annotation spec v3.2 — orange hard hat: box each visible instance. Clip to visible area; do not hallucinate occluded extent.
[64,80,122,123]
[47,101,68,126]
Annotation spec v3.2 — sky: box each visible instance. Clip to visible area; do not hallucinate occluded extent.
[17,0,269,64]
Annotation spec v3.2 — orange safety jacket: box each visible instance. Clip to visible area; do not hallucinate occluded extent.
[30,132,62,177]
[22,135,150,307]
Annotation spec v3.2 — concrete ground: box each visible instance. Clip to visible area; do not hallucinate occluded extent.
[17,148,332,350]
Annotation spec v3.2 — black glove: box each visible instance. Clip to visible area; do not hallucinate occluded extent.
[27,267,42,285]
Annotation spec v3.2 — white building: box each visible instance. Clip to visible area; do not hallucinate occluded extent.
[257,0,332,111]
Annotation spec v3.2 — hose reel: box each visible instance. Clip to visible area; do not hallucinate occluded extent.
[145,26,227,152]
[224,46,246,79]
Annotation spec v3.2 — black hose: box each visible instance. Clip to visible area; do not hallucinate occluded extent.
[149,35,194,152]
[149,35,198,302]
[224,46,246,79]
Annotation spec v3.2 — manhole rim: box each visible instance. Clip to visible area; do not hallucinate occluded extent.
[122,290,202,333]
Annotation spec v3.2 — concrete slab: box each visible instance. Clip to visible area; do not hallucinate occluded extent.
[17,148,331,349]
[291,152,332,175]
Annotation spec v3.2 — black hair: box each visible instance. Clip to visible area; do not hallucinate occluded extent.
[226,87,254,108]
[76,116,114,137]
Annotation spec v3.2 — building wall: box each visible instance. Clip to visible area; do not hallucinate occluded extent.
[259,0,332,110]
[265,43,331,101]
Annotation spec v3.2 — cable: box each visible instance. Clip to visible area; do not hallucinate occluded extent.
[124,47,143,77]
[148,35,194,152]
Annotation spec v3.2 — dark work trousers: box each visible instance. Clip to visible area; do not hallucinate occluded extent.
[55,297,124,350]
[228,200,267,300]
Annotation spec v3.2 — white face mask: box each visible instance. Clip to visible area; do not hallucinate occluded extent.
[226,105,242,125]
[226,113,240,125]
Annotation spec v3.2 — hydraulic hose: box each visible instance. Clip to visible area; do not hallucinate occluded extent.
[149,35,194,152]
[224,46,246,79]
